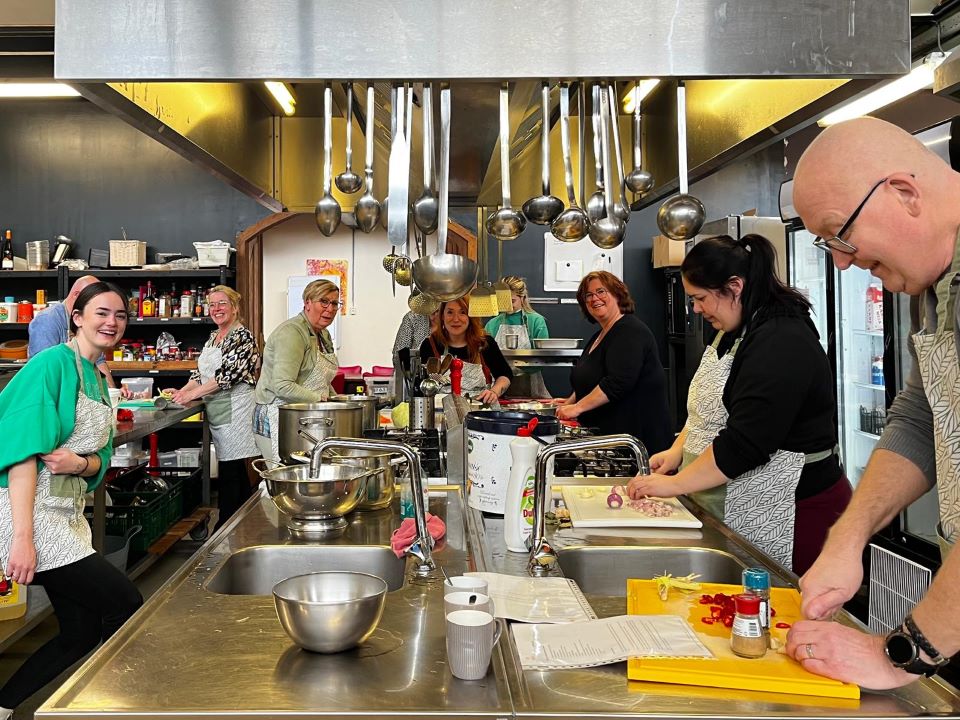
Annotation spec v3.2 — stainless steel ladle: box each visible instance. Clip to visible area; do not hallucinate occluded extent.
[485,83,526,241]
[624,81,655,197]
[355,82,382,233]
[522,81,563,226]
[607,82,630,224]
[412,83,439,235]
[585,83,607,224]
[315,83,342,237]
[550,84,590,243]
[657,81,705,241]
[334,83,363,195]
[589,84,626,249]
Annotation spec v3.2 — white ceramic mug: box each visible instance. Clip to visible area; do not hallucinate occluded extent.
[443,576,487,597]
[446,609,501,680]
[444,591,494,617]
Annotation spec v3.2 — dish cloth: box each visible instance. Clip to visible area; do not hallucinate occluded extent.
[391,512,446,558]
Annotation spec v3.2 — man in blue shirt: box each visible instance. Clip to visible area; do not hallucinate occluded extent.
[28,274,117,388]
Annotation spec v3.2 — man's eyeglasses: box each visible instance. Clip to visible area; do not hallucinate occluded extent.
[583,287,609,301]
[314,298,341,310]
[813,175,911,255]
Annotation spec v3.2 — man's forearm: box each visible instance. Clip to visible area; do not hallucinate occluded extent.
[825,449,929,552]
[912,542,960,657]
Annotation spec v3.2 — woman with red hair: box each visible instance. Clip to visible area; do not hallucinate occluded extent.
[419,298,512,405]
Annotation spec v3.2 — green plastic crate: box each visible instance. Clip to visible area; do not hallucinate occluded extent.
[87,490,167,555]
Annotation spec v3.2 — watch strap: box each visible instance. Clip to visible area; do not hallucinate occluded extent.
[885,629,940,677]
[904,614,950,667]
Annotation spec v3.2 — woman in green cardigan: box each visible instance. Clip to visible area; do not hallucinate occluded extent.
[0,282,142,719]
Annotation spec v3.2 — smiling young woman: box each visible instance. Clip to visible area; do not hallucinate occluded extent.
[0,281,143,717]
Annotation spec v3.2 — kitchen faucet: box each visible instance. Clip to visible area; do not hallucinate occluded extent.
[528,434,650,577]
[307,435,436,577]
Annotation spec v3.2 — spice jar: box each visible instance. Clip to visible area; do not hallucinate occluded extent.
[742,567,771,635]
[730,593,767,659]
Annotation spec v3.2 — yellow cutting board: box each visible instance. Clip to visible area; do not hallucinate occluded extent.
[626,580,860,700]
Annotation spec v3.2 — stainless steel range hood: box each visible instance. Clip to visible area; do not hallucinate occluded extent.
[53,0,910,212]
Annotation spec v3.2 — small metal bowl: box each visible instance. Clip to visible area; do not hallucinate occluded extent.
[273,571,388,653]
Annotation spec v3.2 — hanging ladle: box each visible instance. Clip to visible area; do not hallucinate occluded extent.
[522,81,563,226]
[380,85,398,232]
[588,83,626,250]
[657,81,705,241]
[412,83,439,235]
[486,83,527,241]
[315,83,342,237]
[607,82,630,224]
[624,81,655,197]
[335,83,363,195]
[355,82,382,233]
[550,84,590,243]
[585,83,607,224]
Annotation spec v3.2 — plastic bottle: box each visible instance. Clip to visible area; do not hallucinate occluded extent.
[872,356,884,386]
[504,426,540,553]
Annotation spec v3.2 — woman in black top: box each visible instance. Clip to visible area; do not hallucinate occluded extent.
[627,234,851,574]
[419,297,512,405]
[558,271,672,455]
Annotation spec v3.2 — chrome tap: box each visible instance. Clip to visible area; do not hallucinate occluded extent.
[307,435,436,577]
[528,434,650,577]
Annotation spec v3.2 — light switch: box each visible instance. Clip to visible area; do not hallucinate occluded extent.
[556,260,582,282]
[591,252,613,271]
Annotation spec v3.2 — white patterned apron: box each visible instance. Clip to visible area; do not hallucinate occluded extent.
[680,331,742,518]
[494,314,550,399]
[0,341,112,573]
[253,329,338,464]
[911,237,960,558]
[431,340,491,396]
[197,328,259,462]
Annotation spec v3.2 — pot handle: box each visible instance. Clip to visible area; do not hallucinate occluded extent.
[298,428,322,446]
[252,457,285,478]
[298,417,335,427]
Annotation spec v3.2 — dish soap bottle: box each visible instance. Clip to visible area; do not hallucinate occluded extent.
[504,424,540,553]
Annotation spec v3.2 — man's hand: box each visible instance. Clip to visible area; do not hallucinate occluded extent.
[786,621,918,690]
[799,550,863,620]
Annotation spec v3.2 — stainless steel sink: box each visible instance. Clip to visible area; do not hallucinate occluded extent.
[205,545,406,595]
[557,546,746,596]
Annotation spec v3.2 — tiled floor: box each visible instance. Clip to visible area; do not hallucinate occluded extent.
[0,537,206,720]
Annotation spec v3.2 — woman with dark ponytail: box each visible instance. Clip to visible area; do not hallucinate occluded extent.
[627,233,850,574]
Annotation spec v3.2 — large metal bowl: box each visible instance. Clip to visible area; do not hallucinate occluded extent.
[273,571,387,653]
[258,462,372,533]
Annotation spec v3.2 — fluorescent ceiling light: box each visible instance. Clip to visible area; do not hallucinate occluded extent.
[265,81,296,115]
[622,79,660,113]
[0,83,80,98]
[818,53,949,127]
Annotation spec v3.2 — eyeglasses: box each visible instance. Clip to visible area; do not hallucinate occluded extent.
[313,298,341,310]
[813,175,910,255]
[583,287,609,301]
[208,300,231,309]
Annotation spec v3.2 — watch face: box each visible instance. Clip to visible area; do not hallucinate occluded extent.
[886,632,917,665]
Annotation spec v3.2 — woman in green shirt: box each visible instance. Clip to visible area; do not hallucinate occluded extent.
[0,281,142,717]
[484,276,551,398]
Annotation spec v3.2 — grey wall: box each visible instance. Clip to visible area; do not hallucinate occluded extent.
[0,99,271,263]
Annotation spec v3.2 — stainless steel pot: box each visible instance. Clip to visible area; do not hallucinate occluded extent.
[331,394,380,432]
[323,447,397,511]
[278,402,363,464]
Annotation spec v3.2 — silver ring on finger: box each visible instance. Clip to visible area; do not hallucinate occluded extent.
[804,643,815,660]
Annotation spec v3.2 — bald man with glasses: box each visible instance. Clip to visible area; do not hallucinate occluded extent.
[784,117,960,689]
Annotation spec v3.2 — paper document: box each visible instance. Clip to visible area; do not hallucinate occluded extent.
[465,572,596,624]
[512,614,713,670]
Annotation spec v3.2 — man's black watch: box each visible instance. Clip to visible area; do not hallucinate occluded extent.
[884,614,950,677]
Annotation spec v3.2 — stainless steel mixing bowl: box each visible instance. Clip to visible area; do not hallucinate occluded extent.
[273,571,388,653]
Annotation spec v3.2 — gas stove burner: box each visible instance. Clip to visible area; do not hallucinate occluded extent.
[363,428,443,477]
[551,446,639,478]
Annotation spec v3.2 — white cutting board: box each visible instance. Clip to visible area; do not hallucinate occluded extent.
[561,485,702,529]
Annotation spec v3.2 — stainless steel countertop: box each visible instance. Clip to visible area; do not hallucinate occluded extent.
[37,478,960,719]
[502,349,581,358]
[38,487,513,719]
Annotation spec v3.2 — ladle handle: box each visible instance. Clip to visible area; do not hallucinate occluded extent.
[578,83,586,206]
[677,81,689,196]
[323,83,333,195]
[437,85,451,255]
[591,84,603,190]
[598,85,615,220]
[559,84,577,207]
[364,83,375,191]
[608,83,627,209]
[422,83,433,193]
[540,81,551,196]
[345,83,354,173]
[499,83,512,208]
[632,83,642,169]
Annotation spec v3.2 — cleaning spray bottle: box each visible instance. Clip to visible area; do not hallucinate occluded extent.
[504,420,541,553]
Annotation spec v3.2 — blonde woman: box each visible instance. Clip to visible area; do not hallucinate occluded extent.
[253,279,340,463]
[483,276,551,398]
[166,285,260,529]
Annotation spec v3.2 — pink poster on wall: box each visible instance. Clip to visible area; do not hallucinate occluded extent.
[306,259,348,315]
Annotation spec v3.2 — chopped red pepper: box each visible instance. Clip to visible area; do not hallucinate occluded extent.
[700,617,715,625]
[722,615,734,628]
[699,595,713,604]
[770,607,777,617]
[710,606,723,619]
[775,622,792,629]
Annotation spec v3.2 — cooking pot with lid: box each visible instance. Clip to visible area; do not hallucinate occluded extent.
[278,402,364,464]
